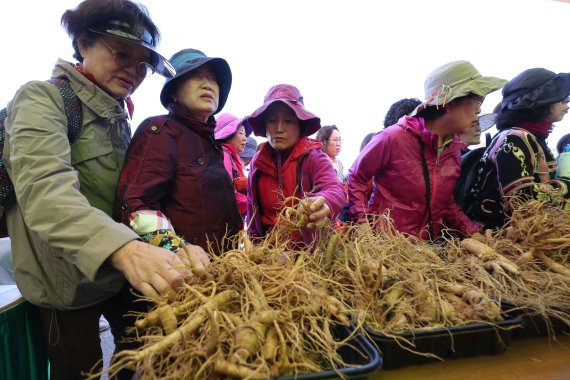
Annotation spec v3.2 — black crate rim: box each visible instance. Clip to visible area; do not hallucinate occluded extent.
[364,313,523,340]
[273,328,382,380]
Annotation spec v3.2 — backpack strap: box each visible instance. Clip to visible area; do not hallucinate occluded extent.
[47,77,83,142]
[0,78,82,237]
[418,138,434,239]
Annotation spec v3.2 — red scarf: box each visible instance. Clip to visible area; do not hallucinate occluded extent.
[74,64,135,118]
[518,121,553,140]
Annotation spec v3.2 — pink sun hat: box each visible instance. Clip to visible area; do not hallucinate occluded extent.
[246,84,321,137]
[214,113,252,141]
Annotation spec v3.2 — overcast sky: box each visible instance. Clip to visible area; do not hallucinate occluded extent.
[3,0,570,169]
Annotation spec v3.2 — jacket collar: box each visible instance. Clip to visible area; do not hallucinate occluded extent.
[254,136,321,171]
[398,115,465,153]
[52,59,128,121]
[167,103,216,136]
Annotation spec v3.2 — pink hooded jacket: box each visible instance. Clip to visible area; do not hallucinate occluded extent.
[215,113,251,217]
[348,116,479,239]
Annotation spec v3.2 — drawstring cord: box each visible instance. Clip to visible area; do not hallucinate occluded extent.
[48,309,61,346]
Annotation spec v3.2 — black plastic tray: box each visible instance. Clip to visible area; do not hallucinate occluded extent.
[276,325,382,380]
[364,314,523,370]
[501,302,570,338]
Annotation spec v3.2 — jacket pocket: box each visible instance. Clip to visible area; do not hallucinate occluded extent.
[71,139,115,167]
[70,139,119,216]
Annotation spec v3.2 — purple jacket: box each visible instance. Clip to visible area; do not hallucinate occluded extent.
[348,116,479,239]
[247,137,345,242]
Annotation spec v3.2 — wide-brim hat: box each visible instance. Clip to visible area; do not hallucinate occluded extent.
[247,84,321,137]
[88,20,175,78]
[214,113,252,141]
[239,136,258,160]
[159,49,232,113]
[501,68,570,111]
[412,60,507,116]
[479,113,498,132]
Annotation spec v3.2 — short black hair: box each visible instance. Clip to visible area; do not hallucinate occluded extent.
[556,133,570,154]
[416,94,480,122]
[360,132,375,152]
[383,98,422,128]
[496,105,552,132]
[61,0,160,62]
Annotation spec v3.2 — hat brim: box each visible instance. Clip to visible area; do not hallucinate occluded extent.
[88,27,175,78]
[412,76,507,116]
[479,113,497,132]
[239,146,257,159]
[160,57,232,113]
[247,100,321,137]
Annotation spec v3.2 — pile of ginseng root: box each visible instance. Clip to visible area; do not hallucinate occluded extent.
[89,203,362,380]
[319,215,505,357]
[451,199,570,335]
[90,197,570,378]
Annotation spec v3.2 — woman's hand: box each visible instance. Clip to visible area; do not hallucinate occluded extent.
[302,196,330,229]
[110,240,209,301]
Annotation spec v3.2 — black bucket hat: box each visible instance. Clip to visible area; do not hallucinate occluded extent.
[501,68,570,111]
[88,20,175,78]
[159,49,232,113]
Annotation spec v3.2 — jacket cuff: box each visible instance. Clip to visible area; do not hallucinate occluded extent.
[130,210,174,235]
[77,223,140,281]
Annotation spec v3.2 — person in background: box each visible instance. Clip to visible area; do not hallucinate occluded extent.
[556,133,570,155]
[116,48,241,256]
[215,113,251,218]
[348,61,506,240]
[458,112,499,154]
[239,136,258,169]
[459,119,482,151]
[360,132,375,152]
[337,131,376,223]
[316,125,345,183]
[556,133,570,178]
[467,68,570,229]
[383,98,422,128]
[246,84,345,244]
[2,1,195,378]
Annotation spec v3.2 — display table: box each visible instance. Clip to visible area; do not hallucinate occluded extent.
[0,285,49,380]
[370,333,570,380]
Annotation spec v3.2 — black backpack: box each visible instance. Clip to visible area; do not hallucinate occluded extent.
[0,77,82,237]
[454,133,492,214]
[454,147,485,213]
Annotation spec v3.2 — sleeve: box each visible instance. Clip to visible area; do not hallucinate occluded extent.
[347,133,389,222]
[246,158,262,238]
[495,134,570,200]
[443,202,481,236]
[234,190,248,217]
[115,118,177,235]
[302,150,346,219]
[7,81,138,281]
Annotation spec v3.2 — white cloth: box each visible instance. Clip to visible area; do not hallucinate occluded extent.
[0,238,14,285]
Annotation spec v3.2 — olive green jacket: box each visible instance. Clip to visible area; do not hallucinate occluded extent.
[4,59,139,310]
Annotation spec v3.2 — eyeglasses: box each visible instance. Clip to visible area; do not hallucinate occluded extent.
[328,137,343,143]
[467,94,484,107]
[187,70,218,83]
[100,39,155,78]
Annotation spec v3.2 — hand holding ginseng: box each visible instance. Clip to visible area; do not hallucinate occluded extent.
[110,240,193,301]
[302,196,330,229]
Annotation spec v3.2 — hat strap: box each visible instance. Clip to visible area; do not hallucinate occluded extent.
[426,85,451,109]
[425,73,483,108]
